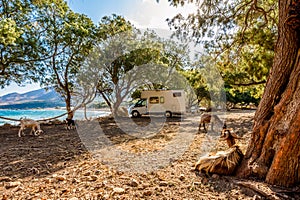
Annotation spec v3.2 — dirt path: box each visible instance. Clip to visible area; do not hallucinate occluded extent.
[0,110,298,199]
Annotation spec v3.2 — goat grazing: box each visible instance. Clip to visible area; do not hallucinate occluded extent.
[18,118,44,137]
[194,127,243,175]
[198,114,225,133]
[65,118,76,130]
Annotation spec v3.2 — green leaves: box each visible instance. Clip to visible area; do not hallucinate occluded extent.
[0,18,22,46]
[0,0,42,87]
[97,14,133,41]
[164,0,278,107]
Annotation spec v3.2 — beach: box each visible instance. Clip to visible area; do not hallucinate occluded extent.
[2,110,295,199]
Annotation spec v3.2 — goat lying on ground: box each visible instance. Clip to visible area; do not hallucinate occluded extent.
[198,114,226,133]
[194,128,243,175]
[65,118,76,130]
[18,118,44,137]
[194,145,244,175]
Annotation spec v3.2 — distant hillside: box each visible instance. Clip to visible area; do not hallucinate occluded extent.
[0,88,65,109]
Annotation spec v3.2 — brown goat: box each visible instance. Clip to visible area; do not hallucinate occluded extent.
[220,128,243,147]
[194,145,244,175]
[198,114,225,133]
[194,127,244,175]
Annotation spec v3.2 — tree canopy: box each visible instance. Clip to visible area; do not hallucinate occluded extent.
[0,0,41,87]
[166,0,278,109]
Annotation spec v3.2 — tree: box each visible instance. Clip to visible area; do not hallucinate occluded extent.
[165,0,300,187]
[86,19,192,116]
[91,16,135,116]
[93,27,162,116]
[236,0,300,187]
[167,0,277,107]
[0,0,41,87]
[35,0,96,118]
[181,69,210,107]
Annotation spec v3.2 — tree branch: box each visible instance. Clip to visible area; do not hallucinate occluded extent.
[231,80,266,86]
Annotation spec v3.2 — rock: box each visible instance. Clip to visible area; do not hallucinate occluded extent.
[44,178,52,184]
[72,178,80,183]
[128,179,138,187]
[84,171,91,176]
[94,170,101,175]
[159,181,168,187]
[5,181,21,189]
[113,187,125,194]
[89,175,98,181]
[56,176,66,181]
[179,174,185,181]
[168,181,176,187]
[157,172,166,181]
[52,174,66,181]
[143,190,152,196]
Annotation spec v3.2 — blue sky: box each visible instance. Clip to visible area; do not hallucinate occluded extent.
[0,0,197,96]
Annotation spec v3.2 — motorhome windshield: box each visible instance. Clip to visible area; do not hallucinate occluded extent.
[135,99,146,107]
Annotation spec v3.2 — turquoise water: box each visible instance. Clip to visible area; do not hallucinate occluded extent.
[0,109,110,126]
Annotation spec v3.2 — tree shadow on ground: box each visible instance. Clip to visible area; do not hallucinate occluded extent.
[0,123,87,180]
[0,116,184,180]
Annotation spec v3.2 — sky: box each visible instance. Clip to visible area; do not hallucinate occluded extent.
[0,0,197,96]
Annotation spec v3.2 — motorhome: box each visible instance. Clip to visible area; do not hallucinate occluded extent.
[128,90,186,118]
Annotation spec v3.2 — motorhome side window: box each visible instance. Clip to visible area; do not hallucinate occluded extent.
[160,96,165,103]
[173,92,182,97]
[149,97,159,104]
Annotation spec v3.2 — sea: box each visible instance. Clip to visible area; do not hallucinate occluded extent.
[0,109,111,126]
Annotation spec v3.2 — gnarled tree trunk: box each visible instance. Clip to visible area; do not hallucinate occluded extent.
[236,0,300,187]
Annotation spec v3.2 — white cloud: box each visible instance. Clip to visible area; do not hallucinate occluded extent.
[125,0,197,30]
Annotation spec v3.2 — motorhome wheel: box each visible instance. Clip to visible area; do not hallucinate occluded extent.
[165,111,172,118]
[132,111,140,118]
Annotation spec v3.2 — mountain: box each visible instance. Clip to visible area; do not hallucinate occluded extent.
[0,88,65,109]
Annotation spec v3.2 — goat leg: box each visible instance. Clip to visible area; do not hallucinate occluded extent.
[18,129,22,137]
[204,123,208,132]
[18,128,25,137]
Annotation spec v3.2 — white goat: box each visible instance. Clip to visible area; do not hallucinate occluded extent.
[18,118,44,137]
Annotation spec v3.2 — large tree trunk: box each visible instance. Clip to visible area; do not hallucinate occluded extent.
[236,0,300,187]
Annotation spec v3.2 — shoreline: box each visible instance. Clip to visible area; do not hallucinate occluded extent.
[0,108,111,126]
[0,107,111,111]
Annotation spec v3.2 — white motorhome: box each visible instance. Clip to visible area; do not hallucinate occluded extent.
[128,90,186,118]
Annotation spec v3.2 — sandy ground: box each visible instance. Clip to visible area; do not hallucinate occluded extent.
[0,110,299,199]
